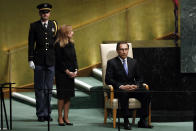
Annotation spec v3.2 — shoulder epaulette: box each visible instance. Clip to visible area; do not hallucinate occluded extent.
[52,20,58,35]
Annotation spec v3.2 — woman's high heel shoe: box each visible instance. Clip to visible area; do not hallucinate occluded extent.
[65,122,73,126]
[58,118,65,126]
[58,122,65,126]
[63,117,73,126]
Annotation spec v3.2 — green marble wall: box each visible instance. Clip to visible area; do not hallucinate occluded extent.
[181,0,196,73]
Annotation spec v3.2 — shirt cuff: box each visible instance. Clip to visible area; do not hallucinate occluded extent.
[119,85,124,89]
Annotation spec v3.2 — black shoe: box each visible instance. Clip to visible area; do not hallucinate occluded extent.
[58,118,65,126]
[58,122,65,126]
[138,120,153,128]
[38,116,45,122]
[63,117,73,126]
[44,116,53,121]
[65,122,73,126]
[124,123,132,130]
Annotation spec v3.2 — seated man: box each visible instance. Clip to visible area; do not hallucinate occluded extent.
[105,42,152,130]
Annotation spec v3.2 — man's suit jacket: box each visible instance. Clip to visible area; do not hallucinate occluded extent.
[105,56,143,91]
[28,20,57,66]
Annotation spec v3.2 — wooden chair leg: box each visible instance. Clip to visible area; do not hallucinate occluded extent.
[148,103,151,126]
[104,107,107,124]
[132,110,137,125]
[113,109,117,128]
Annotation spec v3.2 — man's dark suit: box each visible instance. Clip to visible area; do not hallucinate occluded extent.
[105,56,151,121]
[28,20,57,119]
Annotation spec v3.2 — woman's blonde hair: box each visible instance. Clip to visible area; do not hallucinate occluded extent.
[55,25,74,47]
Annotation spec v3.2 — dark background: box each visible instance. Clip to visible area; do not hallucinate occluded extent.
[134,47,195,121]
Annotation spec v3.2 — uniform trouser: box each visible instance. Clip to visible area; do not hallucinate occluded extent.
[118,88,151,122]
[34,65,54,117]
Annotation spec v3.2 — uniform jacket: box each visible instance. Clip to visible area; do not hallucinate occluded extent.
[28,20,57,66]
[105,56,143,91]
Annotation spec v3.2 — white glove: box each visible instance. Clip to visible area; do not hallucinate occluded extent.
[29,61,35,70]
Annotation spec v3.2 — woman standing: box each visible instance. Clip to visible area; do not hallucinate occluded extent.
[55,25,78,126]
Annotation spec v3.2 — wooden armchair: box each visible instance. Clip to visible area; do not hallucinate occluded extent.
[100,43,151,128]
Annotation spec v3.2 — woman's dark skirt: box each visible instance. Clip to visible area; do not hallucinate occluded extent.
[55,71,75,100]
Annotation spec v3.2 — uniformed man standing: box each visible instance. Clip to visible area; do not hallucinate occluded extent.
[28,3,58,122]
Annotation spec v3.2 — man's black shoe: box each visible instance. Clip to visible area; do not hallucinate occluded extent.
[38,116,45,122]
[138,120,153,128]
[44,116,53,121]
[124,123,132,130]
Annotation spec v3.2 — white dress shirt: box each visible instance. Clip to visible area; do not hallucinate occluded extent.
[41,20,48,28]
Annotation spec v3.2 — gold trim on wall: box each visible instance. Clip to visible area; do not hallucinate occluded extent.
[3,42,27,52]
[73,0,147,30]
[155,32,179,40]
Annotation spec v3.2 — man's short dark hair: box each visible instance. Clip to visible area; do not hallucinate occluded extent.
[116,41,129,50]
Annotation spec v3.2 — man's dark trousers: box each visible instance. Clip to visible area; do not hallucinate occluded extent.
[118,87,151,121]
[34,65,54,117]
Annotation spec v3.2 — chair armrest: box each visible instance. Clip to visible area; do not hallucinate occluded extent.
[104,85,114,105]
[103,85,111,89]
[143,83,149,90]
[103,85,109,101]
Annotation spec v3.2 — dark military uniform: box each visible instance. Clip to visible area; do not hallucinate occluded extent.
[28,20,57,66]
[28,3,57,120]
